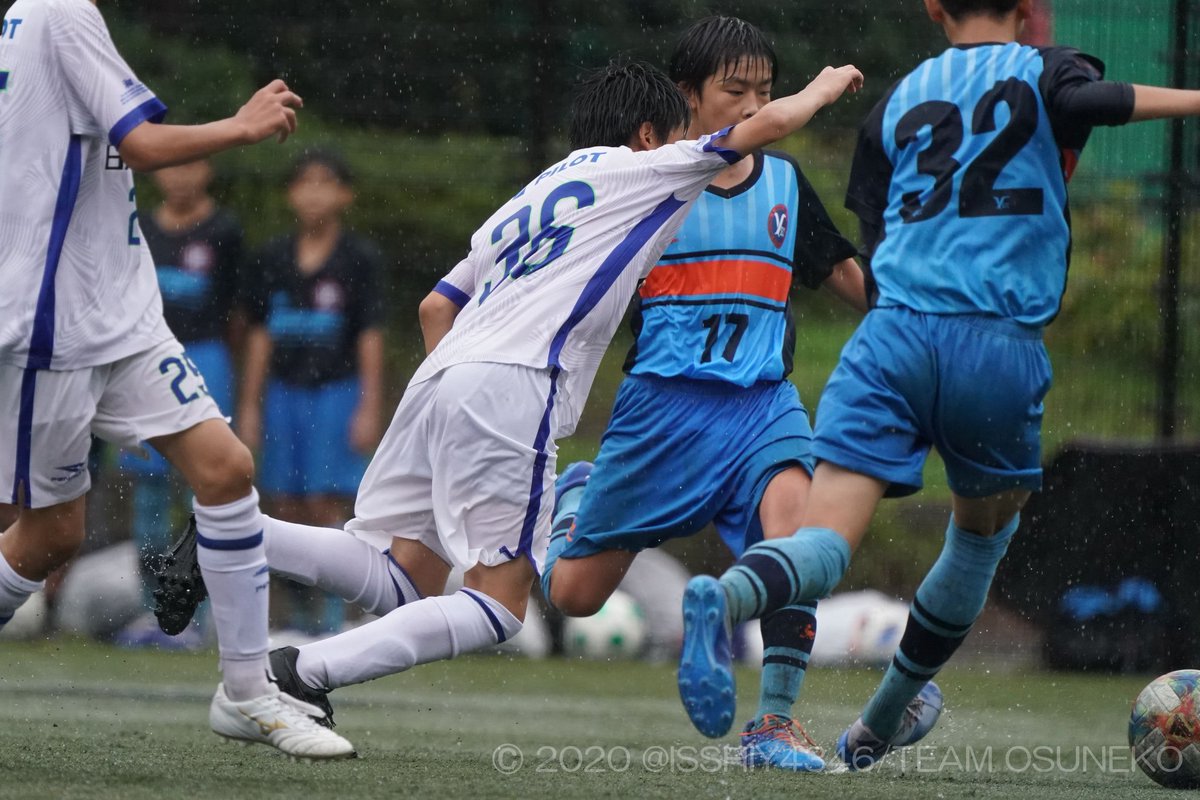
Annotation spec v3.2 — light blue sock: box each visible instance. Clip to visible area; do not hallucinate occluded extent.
[540,484,586,602]
[756,601,818,722]
[862,514,1019,738]
[720,527,850,625]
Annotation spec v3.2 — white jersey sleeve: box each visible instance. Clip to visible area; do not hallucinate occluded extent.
[49,0,166,144]
[409,128,740,436]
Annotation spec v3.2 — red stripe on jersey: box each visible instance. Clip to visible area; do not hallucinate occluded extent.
[1061,149,1080,182]
[639,259,790,303]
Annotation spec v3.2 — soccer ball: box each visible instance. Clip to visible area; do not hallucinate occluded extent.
[1129,669,1200,788]
[563,590,647,660]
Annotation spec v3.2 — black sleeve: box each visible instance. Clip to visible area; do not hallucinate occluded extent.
[211,210,244,316]
[1039,47,1135,150]
[243,239,282,325]
[770,152,858,290]
[845,84,899,261]
[349,235,387,333]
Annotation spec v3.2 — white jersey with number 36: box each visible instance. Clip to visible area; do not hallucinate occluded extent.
[421,130,739,435]
[0,0,170,371]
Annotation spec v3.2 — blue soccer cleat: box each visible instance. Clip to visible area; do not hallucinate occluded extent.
[678,575,736,738]
[836,680,944,771]
[740,715,826,771]
[554,461,593,509]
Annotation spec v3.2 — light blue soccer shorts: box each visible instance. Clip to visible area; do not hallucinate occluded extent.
[562,374,814,560]
[812,307,1052,498]
[259,376,368,497]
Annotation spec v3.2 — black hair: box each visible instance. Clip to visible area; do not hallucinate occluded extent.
[669,16,778,96]
[288,146,353,187]
[939,0,1021,20]
[568,60,690,150]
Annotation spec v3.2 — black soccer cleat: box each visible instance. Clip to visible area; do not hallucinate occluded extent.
[152,515,208,636]
[270,646,337,729]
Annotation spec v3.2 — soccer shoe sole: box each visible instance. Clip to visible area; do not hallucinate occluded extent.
[678,575,735,738]
[153,515,208,635]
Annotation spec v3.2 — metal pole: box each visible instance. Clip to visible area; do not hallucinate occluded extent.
[1159,0,1188,439]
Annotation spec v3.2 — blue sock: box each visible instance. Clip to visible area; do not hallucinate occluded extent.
[862,514,1019,739]
[720,527,850,625]
[131,474,172,609]
[756,601,818,722]
[540,484,585,602]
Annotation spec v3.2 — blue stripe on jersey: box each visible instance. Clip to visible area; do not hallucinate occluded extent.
[29,135,83,370]
[434,279,470,308]
[108,97,168,148]
[873,44,1069,325]
[13,136,84,505]
[547,194,686,367]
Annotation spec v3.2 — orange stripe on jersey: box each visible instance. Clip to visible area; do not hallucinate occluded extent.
[639,259,790,303]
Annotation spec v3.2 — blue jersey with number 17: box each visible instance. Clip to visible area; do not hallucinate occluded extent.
[847,44,1116,327]
[625,151,855,386]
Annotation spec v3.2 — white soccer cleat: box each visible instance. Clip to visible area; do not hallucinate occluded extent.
[209,683,357,760]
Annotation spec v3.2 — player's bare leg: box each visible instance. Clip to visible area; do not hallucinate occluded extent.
[547,548,636,617]
[0,496,85,631]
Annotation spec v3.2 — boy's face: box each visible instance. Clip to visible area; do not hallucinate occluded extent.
[287,162,353,227]
[152,160,213,204]
[686,57,773,137]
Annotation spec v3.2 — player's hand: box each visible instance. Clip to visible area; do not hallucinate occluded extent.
[349,404,382,455]
[234,79,303,145]
[806,65,865,106]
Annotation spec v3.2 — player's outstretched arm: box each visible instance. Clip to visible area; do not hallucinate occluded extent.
[118,80,303,172]
[722,65,863,156]
[1130,85,1200,122]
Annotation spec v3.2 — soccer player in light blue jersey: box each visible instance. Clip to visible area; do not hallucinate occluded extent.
[540,17,866,770]
[678,0,1200,772]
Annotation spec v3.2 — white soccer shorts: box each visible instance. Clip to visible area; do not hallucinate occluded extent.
[346,361,559,574]
[0,337,225,508]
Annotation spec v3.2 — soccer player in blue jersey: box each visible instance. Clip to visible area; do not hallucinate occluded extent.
[541,17,866,770]
[677,0,1200,771]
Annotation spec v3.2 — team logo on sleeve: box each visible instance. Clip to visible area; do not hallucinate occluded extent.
[767,204,789,249]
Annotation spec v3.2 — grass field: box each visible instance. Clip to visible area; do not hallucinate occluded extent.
[0,639,1172,800]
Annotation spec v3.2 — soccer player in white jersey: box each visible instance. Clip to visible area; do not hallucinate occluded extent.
[154,59,863,732]
[0,0,354,759]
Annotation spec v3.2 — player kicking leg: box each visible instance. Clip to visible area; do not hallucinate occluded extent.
[153,59,865,737]
[0,0,349,759]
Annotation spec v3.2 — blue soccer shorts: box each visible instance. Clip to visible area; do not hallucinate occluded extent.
[812,307,1052,498]
[259,376,368,497]
[561,374,814,561]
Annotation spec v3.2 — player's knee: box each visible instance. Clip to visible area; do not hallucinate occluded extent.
[189,440,255,506]
[550,583,607,618]
[9,508,85,578]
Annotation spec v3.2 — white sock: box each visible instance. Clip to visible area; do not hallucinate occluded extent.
[296,589,521,690]
[0,551,43,628]
[194,489,270,700]
[264,516,421,615]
